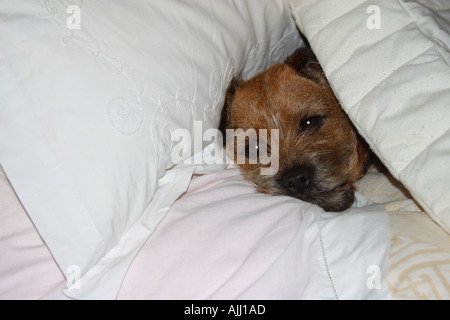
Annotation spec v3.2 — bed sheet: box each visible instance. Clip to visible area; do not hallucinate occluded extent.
[0,164,391,300]
[3,163,448,299]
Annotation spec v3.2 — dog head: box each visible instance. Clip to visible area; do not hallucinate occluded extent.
[219,47,371,212]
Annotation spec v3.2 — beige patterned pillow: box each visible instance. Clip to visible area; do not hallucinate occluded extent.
[356,169,450,300]
[388,234,450,299]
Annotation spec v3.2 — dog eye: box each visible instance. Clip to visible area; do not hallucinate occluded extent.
[245,142,259,159]
[300,115,325,133]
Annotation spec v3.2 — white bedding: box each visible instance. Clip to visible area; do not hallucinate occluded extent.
[0,0,301,299]
[0,161,391,300]
[1,0,449,300]
[4,158,450,299]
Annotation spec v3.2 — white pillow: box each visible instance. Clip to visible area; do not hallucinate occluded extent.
[290,0,450,233]
[0,0,300,299]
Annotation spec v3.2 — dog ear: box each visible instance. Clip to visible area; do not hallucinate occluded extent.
[219,77,241,144]
[348,132,374,180]
[285,47,329,87]
[359,137,375,176]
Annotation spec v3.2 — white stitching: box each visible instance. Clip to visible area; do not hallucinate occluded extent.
[318,214,339,300]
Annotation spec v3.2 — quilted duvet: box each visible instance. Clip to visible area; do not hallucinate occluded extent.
[290,0,450,233]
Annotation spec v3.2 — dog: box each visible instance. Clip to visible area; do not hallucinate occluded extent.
[219,47,372,212]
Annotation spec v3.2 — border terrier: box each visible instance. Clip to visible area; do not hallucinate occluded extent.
[219,47,372,212]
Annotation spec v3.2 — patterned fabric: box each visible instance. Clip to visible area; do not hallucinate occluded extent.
[388,236,450,299]
[356,168,450,300]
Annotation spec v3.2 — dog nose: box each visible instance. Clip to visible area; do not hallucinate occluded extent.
[282,166,312,193]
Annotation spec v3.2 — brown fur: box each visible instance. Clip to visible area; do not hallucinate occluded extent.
[220,47,372,212]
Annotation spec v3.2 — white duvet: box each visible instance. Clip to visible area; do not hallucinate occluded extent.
[290,0,450,233]
[0,161,392,300]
